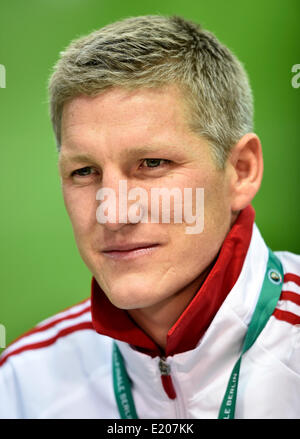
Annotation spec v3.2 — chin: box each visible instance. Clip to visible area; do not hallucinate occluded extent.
[107,293,154,311]
[104,283,161,311]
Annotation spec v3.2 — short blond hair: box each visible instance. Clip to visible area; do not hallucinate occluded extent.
[48,15,253,168]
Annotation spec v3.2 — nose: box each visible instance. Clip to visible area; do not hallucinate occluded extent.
[96,172,144,231]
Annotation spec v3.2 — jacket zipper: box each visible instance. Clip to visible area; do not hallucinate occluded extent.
[169,366,187,419]
[158,357,186,417]
[159,357,171,375]
[159,357,189,419]
[159,357,177,399]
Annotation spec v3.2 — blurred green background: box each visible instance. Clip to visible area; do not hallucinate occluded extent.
[0,0,299,347]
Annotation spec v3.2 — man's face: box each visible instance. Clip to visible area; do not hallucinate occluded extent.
[59,85,234,312]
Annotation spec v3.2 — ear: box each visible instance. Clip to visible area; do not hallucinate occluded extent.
[228,133,264,212]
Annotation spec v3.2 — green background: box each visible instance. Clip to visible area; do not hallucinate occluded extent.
[0,0,299,348]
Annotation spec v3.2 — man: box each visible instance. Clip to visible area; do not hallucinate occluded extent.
[0,15,299,419]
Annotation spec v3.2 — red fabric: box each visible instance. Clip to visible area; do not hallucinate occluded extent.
[280,291,300,306]
[91,205,255,358]
[284,273,300,287]
[273,309,300,325]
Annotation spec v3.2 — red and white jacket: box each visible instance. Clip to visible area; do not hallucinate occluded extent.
[0,206,300,419]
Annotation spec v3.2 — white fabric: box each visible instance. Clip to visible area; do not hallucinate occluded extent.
[0,224,299,419]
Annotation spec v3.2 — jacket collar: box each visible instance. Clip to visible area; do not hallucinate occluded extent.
[91,205,255,357]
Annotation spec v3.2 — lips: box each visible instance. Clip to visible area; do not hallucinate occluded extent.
[102,243,159,252]
[101,243,160,260]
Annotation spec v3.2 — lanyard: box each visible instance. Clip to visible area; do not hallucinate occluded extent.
[112,248,283,419]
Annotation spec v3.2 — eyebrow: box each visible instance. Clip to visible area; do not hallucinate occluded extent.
[120,145,172,159]
[59,145,176,167]
[58,153,97,168]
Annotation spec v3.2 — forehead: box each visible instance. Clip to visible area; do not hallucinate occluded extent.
[60,85,195,153]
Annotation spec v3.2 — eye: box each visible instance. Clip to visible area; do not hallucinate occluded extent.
[71,166,96,177]
[140,159,171,168]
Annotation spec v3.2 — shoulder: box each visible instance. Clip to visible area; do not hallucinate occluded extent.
[259,250,300,375]
[0,297,95,368]
[273,250,300,326]
[0,298,113,418]
[275,250,300,277]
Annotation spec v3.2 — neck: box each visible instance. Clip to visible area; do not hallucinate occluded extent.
[127,261,214,350]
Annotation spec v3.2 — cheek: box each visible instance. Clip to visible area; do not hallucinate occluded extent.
[62,186,97,238]
[170,172,225,225]
[197,168,230,210]
[178,173,231,257]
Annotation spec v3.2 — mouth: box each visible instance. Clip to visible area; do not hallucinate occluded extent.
[101,243,160,260]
